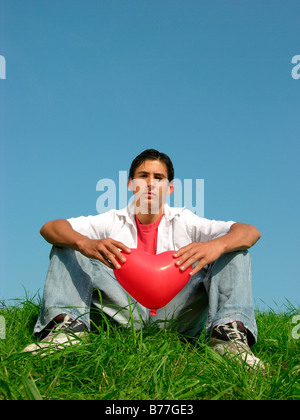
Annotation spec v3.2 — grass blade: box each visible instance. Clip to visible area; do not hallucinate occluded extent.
[21,376,43,400]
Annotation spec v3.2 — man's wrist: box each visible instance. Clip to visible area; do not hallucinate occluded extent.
[212,235,230,255]
[73,235,90,253]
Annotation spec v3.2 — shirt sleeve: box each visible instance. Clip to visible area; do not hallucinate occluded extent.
[181,209,235,242]
[67,210,115,240]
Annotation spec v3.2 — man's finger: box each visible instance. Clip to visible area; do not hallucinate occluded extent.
[173,245,190,258]
[175,248,200,267]
[189,263,204,276]
[97,254,115,269]
[107,243,132,265]
[112,240,131,254]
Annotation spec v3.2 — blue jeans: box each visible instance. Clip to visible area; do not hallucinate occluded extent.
[34,246,258,345]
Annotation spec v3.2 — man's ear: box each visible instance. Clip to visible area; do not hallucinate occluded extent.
[128,177,133,191]
[167,180,174,196]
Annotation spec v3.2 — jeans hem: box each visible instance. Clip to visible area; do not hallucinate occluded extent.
[33,306,91,335]
[206,311,257,346]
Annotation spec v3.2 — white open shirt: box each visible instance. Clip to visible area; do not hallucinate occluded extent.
[67,202,235,254]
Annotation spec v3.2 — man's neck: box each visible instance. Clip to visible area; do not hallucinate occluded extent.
[135,209,164,225]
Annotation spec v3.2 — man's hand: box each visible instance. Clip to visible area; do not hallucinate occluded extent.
[40,219,131,270]
[77,237,131,270]
[173,240,225,276]
[173,222,261,276]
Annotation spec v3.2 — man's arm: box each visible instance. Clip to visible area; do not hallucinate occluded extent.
[215,222,261,252]
[173,222,261,276]
[40,219,131,269]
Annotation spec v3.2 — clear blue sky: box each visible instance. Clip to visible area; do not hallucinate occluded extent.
[1,1,299,311]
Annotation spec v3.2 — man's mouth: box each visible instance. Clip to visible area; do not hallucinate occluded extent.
[144,191,156,198]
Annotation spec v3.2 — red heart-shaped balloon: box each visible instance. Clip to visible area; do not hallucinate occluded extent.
[114,249,192,316]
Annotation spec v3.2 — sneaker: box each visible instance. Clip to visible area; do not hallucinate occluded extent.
[21,313,87,356]
[208,321,265,370]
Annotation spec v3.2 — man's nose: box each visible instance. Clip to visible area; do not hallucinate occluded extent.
[147,177,157,188]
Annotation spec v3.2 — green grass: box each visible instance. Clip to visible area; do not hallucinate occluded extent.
[0,297,299,400]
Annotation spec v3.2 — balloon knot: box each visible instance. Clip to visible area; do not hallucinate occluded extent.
[149,309,157,316]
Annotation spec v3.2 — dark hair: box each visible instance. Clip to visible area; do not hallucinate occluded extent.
[129,149,174,182]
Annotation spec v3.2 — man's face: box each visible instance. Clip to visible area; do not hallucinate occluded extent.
[128,159,174,215]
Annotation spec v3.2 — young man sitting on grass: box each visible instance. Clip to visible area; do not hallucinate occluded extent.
[23,149,264,369]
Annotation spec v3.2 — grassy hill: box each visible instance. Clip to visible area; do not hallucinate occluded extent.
[0,297,299,400]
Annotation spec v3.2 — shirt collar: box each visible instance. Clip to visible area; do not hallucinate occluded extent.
[116,202,184,224]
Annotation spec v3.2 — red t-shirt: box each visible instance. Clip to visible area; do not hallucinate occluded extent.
[135,215,163,255]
